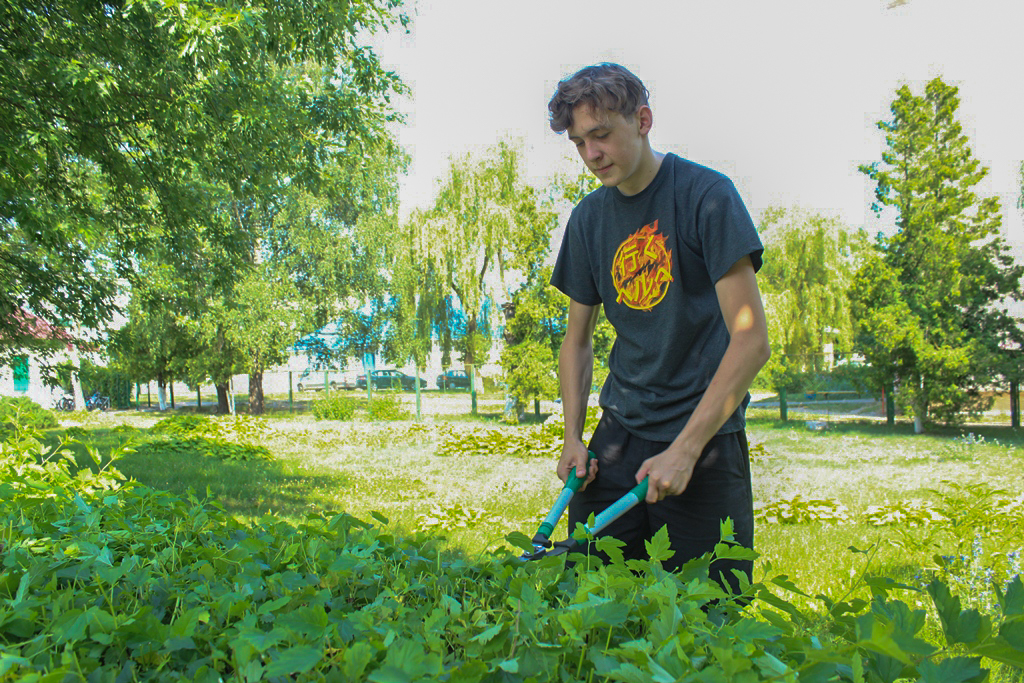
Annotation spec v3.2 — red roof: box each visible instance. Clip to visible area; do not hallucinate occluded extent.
[5,309,75,345]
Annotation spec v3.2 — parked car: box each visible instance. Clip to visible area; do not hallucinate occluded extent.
[436,369,471,391]
[296,368,357,392]
[356,369,427,391]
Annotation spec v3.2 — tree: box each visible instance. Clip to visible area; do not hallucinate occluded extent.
[756,207,867,390]
[500,267,565,415]
[109,266,199,411]
[853,77,1023,428]
[400,140,555,383]
[1,0,407,350]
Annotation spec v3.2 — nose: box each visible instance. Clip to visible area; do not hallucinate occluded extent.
[584,140,602,161]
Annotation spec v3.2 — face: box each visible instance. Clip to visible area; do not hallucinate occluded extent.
[567,103,652,195]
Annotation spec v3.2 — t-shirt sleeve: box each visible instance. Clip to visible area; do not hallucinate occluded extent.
[550,214,602,305]
[697,178,764,283]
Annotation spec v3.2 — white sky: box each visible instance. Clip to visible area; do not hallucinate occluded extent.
[372,0,1024,256]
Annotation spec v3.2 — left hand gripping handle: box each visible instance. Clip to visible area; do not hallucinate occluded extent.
[533,450,596,544]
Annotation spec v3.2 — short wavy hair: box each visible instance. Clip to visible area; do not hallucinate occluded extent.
[548,63,650,134]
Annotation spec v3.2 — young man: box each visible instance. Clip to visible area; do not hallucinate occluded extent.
[548,63,770,592]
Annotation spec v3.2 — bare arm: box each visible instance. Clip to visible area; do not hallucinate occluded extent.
[557,299,601,485]
[636,255,771,502]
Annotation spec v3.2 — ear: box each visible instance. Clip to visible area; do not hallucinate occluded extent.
[635,105,653,136]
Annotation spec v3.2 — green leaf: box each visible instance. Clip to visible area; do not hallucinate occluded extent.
[0,654,32,676]
[1001,576,1024,616]
[342,642,377,680]
[770,574,811,598]
[916,656,986,683]
[371,511,390,525]
[595,535,626,565]
[645,524,674,564]
[264,645,323,676]
[471,623,504,644]
[504,531,535,553]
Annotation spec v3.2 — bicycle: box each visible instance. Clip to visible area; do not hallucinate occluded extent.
[85,391,111,411]
[53,395,76,411]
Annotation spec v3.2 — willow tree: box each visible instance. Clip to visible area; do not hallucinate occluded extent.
[853,77,1023,428]
[401,140,555,379]
[756,207,866,390]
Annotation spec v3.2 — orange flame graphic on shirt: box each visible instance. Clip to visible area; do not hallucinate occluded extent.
[611,220,673,311]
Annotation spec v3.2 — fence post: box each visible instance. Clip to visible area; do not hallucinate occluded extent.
[415,365,421,421]
[197,387,201,410]
[470,364,477,415]
[1011,381,1020,429]
[779,387,788,422]
[147,383,151,408]
[886,382,895,427]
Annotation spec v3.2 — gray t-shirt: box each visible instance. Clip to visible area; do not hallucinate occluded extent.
[550,153,763,441]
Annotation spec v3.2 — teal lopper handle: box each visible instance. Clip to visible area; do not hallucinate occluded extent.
[585,476,650,537]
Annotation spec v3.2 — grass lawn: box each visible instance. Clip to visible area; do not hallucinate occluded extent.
[55,398,1024,614]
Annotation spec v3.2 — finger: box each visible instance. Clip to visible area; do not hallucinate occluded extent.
[635,460,651,485]
[646,480,660,504]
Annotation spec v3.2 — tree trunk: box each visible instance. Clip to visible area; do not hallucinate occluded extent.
[157,379,168,411]
[249,371,264,415]
[914,377,926,433]
[216,383,231,414]
[464,316,478,393]
[69,347,85,410]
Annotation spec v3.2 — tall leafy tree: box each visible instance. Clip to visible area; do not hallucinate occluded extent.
[500,267,564,414]
[756,207,866,389]
[853,77,1023,428]
[400,140,555,380]
[1,0,407,349]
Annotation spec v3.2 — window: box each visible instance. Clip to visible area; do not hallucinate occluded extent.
[12,355,29,394]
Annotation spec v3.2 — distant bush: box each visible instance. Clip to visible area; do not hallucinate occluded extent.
[313,393,358,421]
[0,396,58,434]
[151,414,221,438]
[135,437,272,462]
[368,392,410,421]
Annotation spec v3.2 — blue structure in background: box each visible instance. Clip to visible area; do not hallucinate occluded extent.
[293,295,501,369]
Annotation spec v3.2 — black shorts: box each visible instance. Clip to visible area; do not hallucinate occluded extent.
[569,411,754,593]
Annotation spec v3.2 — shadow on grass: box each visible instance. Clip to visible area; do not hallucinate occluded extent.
[44,427,352,524]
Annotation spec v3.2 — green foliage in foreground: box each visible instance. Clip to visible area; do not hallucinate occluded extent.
[0,397,57,435]
[4,424,1024,681]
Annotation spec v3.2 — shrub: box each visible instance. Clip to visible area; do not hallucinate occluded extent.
[367,392,409,421]
[151,413,222,438]
[755,494,850,524]
[435,425,560,459]
[0,395,58,434]
[135,436,273,462]
[312,393,358,421]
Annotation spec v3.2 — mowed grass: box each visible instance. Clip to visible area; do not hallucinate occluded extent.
[52,401,1024,603]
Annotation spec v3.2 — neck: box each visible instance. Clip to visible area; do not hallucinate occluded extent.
[618,147,665,196]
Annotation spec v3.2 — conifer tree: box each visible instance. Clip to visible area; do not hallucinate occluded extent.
[853,77,1023,428]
